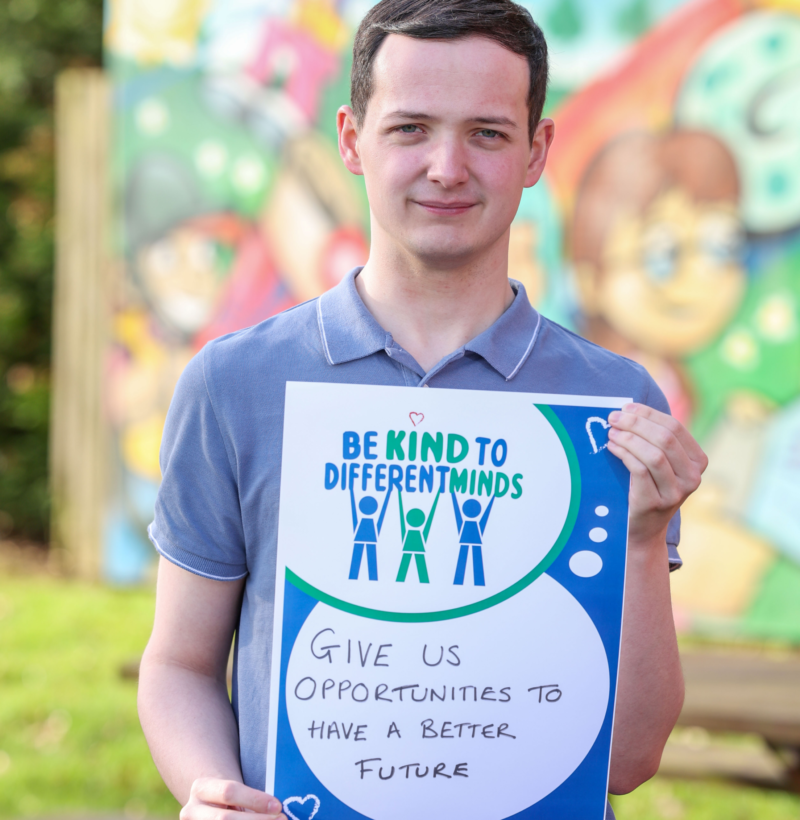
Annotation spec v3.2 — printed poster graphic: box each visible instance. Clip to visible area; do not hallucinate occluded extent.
[267,383,632,820]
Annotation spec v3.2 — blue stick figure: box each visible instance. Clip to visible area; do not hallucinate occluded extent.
[349,485,392,581]
[451,493,495,586]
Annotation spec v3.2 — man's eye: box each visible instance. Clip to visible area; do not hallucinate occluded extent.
[398,124,420,133]
[478,129,500,138]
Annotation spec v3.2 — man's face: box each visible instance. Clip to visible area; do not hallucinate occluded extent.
[341,35,548,269]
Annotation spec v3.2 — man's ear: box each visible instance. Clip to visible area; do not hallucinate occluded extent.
[573,260,601,315]
[337,105,363,176]
[523,118,555,189]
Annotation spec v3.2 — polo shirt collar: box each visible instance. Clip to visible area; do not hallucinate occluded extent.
[464,278,542,380]
[317,267,542,381]
[317,268,388,365]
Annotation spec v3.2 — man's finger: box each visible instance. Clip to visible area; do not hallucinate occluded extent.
[184,804,285,820]
[191,779,282,815]
[609,404,707,472]
[607,429,689,509]
[608,413,685,475]
[607,412,703,491]
[605,440,660,505]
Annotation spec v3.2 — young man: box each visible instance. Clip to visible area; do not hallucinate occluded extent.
[138,2,707,819]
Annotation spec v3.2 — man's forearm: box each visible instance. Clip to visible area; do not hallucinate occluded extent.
[138,650,243,805]
[608,533,684,794]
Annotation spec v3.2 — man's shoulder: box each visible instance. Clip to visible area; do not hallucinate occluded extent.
[537,316,645,372]
[201,297,324,378]
[528,315,659,404]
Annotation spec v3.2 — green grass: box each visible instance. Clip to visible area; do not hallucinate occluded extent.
[611,777,800,819]
[0,574,799,819]
[0,576,179,818]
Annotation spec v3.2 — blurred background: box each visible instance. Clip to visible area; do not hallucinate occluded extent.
[1,0,799,817]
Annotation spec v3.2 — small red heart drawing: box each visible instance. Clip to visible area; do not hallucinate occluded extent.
[409,412,425,427]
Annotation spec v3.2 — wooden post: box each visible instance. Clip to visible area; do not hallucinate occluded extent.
[50,69,111,580]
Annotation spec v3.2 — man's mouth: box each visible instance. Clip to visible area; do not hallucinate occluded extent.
[414,199,477,216]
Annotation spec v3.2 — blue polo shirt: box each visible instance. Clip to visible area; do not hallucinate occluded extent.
[150,268,680,816]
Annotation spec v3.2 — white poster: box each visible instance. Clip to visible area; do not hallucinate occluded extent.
[267,382,631,820]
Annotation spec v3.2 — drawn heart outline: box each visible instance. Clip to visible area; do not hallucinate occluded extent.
[409,411,424,427]
[585,416,610,454]
[283,795,320,820]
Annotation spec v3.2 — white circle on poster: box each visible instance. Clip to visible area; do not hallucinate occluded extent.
[569,551,603,578]
[279,384,575,617]
[285,574,610,820]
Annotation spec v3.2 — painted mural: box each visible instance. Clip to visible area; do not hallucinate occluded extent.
[105,0,800,642]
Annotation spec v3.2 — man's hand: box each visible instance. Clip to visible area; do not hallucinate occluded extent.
[607,403,707,545]
[604,402,704,792]
[181,778,285,820]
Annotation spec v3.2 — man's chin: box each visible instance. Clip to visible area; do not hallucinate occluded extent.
[402,235,487,270]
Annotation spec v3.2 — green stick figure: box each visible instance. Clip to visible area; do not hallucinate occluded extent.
[396,490,440,584]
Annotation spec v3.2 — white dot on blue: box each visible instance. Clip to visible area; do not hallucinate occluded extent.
[570,550,603,578]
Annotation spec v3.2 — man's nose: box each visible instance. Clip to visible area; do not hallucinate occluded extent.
[426,136,470,188]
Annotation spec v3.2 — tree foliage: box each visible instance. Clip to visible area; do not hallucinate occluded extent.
[0,0,103,540]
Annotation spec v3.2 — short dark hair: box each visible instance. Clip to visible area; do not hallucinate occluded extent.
[351,0,549,141]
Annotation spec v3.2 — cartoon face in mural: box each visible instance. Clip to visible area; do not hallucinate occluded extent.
[136,224,225,335]
[572,129,745,358]
[125,154,236,340]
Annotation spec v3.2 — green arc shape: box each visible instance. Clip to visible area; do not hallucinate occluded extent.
[287,404,582,622]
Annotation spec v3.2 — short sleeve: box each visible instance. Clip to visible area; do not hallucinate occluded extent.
[148,347,248,580]
[642,369,682,572]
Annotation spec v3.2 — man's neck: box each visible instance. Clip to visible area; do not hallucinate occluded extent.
[355,239,516,373]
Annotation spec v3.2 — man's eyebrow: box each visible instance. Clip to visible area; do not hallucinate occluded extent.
[471,116,519,128]
[384,110,436,121]
[383,111,519,129]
